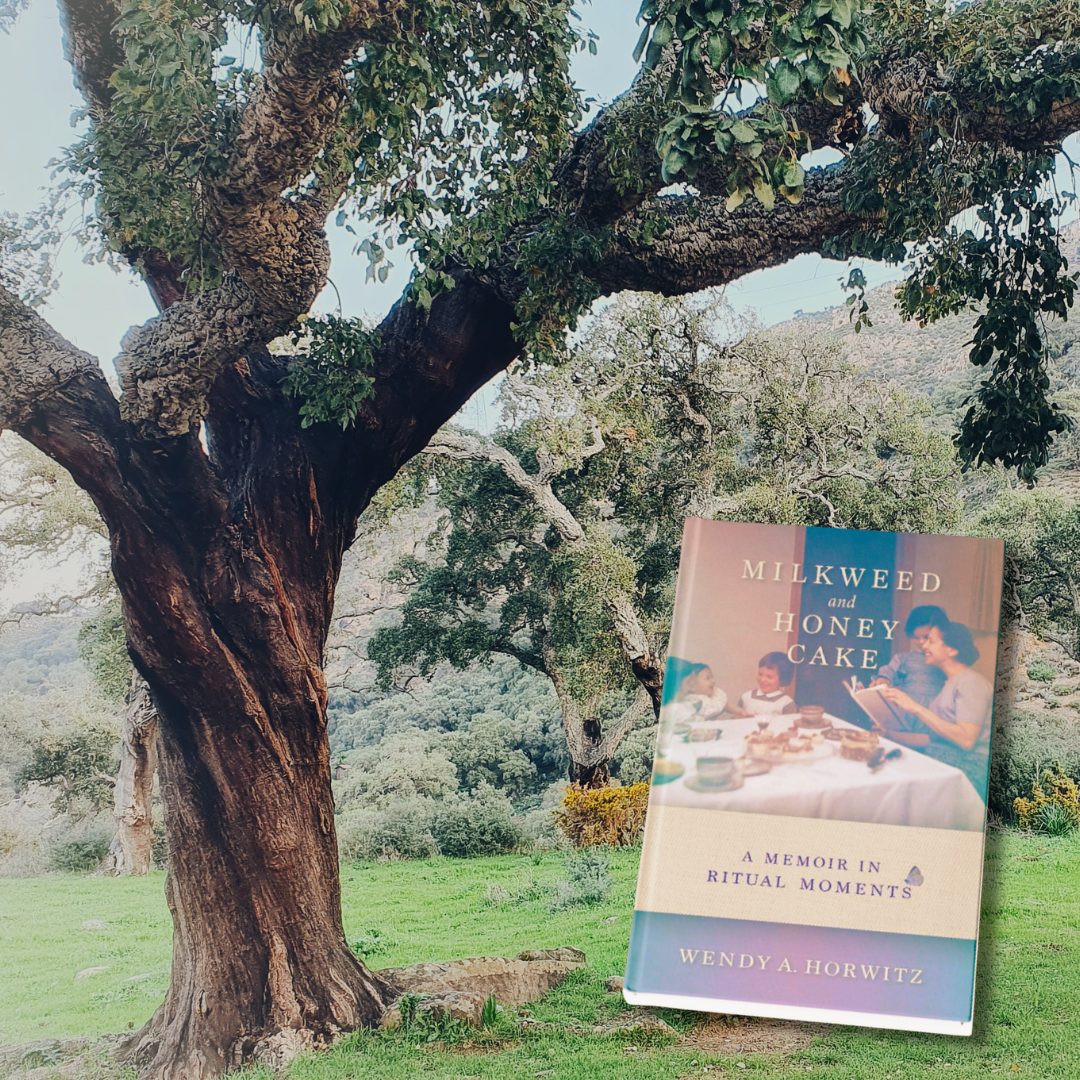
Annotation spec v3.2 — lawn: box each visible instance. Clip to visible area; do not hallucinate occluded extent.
[0,830,1077,1079]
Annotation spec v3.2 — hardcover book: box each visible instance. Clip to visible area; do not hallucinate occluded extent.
[625,520,1005,1034]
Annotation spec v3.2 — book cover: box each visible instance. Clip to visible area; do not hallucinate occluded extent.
[625,520,1005,1034]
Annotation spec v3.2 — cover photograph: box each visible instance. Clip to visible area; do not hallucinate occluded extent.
[625,520,1005,1034]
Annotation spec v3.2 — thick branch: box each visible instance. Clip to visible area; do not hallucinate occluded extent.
[0,285,105,431]
[57,0,124,121]
[217,4,392,212]
[866,50,1080,149]
[590,166,864,296]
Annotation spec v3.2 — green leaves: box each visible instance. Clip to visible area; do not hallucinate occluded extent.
[636,0,866,212]
[282,316,381,429]
[767,59,802,103]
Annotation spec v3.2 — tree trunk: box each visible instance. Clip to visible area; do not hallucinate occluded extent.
[106,676,159,876]
[119,573,389,1079]
[92,358,394,1078]
[567,716,611,789]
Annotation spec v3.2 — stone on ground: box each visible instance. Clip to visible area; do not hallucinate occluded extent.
[379,948,585,1029]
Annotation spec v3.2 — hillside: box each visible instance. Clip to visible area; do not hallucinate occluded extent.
[771,222,1080,495]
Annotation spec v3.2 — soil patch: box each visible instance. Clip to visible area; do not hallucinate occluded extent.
[680,1013,828,1056]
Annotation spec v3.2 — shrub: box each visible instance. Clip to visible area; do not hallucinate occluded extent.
[518,806,560,850]
[611,727,657,786]
[987,709,1080,822]
[1026,661,1057,683]
[336,796,438,861]
[349,927,396,957]
[554,782,649,847]
[549,846,613,911]
[432,783,521,857]
[49,829,112,873]
[1014,765,1080,832]
[1037,801,1078,837]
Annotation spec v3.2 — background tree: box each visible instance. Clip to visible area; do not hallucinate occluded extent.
[370,292,962,784]
[1,0,1078,1073]
[973,490,1080,659]
[0,441,160,875]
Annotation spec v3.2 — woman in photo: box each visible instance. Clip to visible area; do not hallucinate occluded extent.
[878,622,993,799]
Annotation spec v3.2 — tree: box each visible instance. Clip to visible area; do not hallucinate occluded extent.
[0,440,160,875]
[0,1,1076,1074]
[971,489,1080,658]
[369,292,961,785]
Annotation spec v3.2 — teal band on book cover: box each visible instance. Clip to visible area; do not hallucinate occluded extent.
[626,911,976,1023]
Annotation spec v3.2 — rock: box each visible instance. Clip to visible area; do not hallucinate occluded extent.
[419,991,486,1025]
[603,916,619,924]
[380,995,487,1030]
[378,949,586,1028]
[79,920,108,931]
[604,976,625,993]
[74,967,108,980]
[515,947,586,964]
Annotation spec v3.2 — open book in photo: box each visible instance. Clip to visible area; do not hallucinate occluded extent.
[844,681,907,730]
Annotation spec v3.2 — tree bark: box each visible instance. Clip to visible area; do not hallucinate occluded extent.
[121,633,387,1078]
[566,719,611,789]
[105,676,159,876]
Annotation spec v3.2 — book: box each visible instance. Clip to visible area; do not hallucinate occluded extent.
[844,682,907,730]
[625,520,1004,1035]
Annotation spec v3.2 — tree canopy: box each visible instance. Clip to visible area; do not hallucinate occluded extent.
[369,291,962,782]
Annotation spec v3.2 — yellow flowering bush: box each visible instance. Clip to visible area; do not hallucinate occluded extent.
[1014,765,1080,832]
[555,782,649,847]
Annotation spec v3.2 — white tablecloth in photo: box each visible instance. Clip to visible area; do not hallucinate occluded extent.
[650,715,986,831]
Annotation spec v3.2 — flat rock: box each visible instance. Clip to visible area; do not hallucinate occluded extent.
[74,967,108,980]
[79,920,108,931]
[516,947,585,963]
[604,976,625,993]
[378,949,585,1028]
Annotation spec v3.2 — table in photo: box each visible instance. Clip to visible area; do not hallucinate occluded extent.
[650,714,986,831]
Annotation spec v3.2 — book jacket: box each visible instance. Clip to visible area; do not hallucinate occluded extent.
[624,520,1005,1034]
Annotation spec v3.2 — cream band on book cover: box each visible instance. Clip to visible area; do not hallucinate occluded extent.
[625,520,1004,1035]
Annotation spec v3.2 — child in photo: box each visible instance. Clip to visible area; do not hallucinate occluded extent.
[661,657,728,723]
[731,652,798,717]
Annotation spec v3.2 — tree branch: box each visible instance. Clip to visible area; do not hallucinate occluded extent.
[0,285,129,505]
[865,49,1080,150]
[590,166,865,297]
[423,429,587,544]
[57,0,123,122]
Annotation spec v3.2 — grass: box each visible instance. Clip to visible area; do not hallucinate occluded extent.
[0,830,1077,1079]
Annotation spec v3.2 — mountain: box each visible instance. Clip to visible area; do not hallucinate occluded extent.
[770,222,1080,495]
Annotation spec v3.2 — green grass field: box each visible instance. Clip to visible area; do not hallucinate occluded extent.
[0,830,1077,1079]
